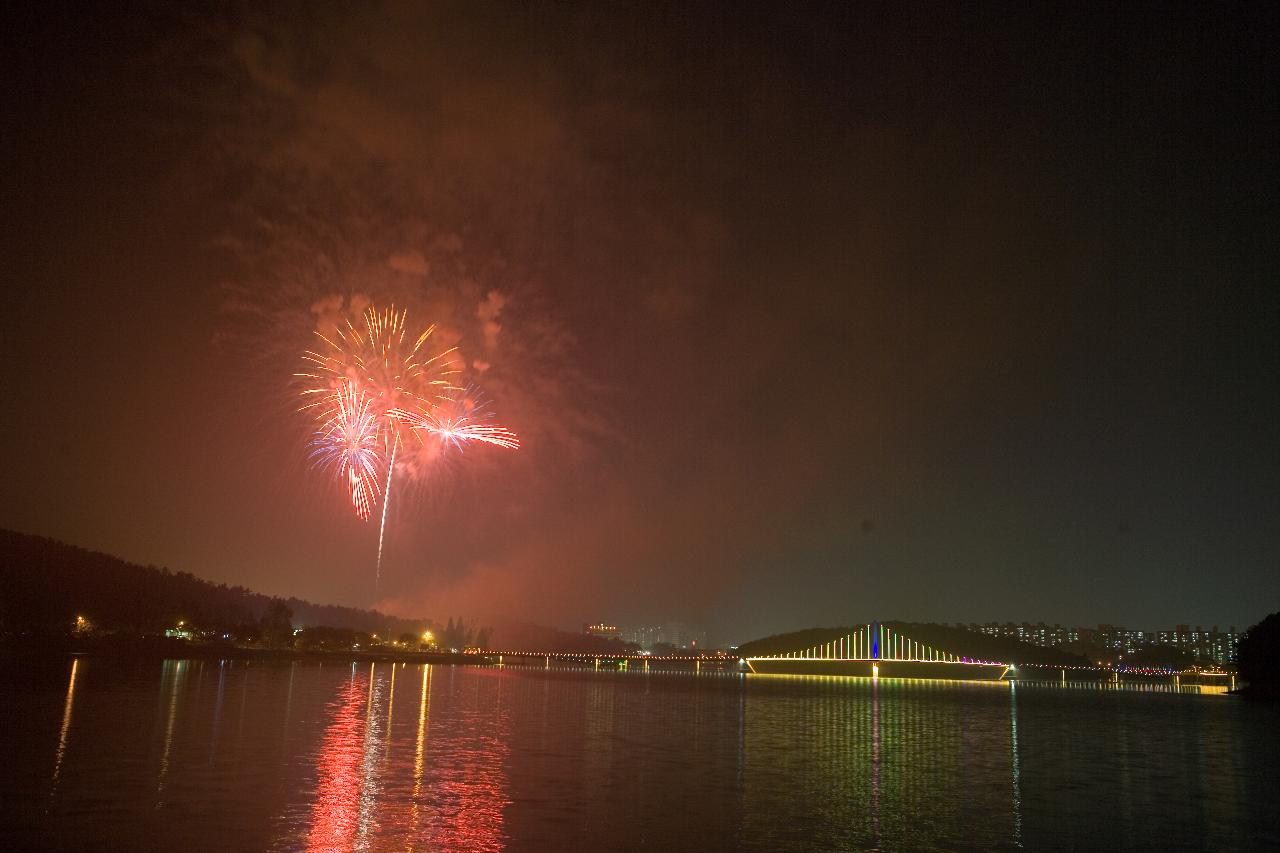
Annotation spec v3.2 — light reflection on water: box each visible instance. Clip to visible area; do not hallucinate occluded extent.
[47,657,78,798]
[286,661,509,853]
[2,658,1278,851]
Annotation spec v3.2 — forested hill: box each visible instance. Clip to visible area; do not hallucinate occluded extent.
[736,621,1090,666]
[0,529,427,637]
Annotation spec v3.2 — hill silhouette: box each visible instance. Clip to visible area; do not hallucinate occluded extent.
[0,529,428,639]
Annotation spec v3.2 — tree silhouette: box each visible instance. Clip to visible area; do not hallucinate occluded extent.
[260,599,294,649]
[1238,612,1280,695]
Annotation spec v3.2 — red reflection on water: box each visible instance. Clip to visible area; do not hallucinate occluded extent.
[305,666,509,851]
[307,675,367,852]
[422,729,509,853]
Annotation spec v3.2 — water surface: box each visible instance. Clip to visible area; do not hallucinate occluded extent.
[2,658,1277,850]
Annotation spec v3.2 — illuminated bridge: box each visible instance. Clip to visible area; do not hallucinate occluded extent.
[744,622,1010,681]
[472,623,1229,685]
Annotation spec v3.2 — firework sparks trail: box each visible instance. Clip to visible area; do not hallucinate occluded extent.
[375,440,397,593]
[392,385,521,452]
[298,306,519,590]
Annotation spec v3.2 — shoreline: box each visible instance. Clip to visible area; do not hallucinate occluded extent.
[0,639,488,667]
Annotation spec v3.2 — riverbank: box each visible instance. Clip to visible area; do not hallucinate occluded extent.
[0,636,487,666]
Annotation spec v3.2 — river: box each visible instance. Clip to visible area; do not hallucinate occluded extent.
[2,658,1277,850]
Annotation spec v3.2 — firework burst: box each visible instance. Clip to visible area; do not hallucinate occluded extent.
[299,305,460,443]
[298,304,519,589]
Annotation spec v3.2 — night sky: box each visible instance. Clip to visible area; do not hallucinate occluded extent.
[3,3,1277,643]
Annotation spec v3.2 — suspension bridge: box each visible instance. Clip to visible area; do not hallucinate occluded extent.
[744,622,1010,681]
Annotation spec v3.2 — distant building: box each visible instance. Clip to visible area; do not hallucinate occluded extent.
[583,622,621,640]
[968,622,1079,648]
[1156,625,1239,664]
[622,622,707,651]
[622,625,661,647]
[963,619,1239,664]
